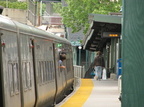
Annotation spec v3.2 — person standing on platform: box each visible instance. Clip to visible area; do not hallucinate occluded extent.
[93,51,105,80]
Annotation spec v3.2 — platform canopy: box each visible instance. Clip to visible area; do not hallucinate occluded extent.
[83,14,122,51]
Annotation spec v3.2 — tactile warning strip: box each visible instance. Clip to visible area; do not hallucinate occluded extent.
[61,79,94,107]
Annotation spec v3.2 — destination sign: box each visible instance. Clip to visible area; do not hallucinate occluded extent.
[102,32,120,38]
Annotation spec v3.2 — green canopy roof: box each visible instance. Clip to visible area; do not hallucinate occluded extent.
[83,14,122,51]
[90,14,121,24]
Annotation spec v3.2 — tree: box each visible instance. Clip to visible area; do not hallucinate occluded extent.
[53,0,122,34]
[0,1,27,10]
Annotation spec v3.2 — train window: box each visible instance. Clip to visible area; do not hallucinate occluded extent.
[38,62,41,84]
[8,63,20,95]
[51,61,54,80]
[8,63,14,96]
[47,61,49,81]
[38,61,54,83]
[50,61,52,80]
[43,61,46,83]
[13,63,19,93]
[46,62,49,81]
[39,61,43,84]
[48,61,51,80]
[45,61,47,82]
[45,61,49,82]
[41,62,44,83]
[23,62,32,90]
[40,61,43,84]
[26,62,32,89]
[22,62,27,89]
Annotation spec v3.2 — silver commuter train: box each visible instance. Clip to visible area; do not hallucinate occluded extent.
[0,15,74,107]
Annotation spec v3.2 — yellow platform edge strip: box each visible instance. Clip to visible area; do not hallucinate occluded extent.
[61,79,94,107]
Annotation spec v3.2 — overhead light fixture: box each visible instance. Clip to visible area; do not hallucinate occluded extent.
[78,46,82,50]
[90,48,96,50]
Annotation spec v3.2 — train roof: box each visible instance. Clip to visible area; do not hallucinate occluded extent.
[0,15,71,45]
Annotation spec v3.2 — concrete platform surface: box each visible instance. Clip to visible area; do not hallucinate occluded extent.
[56,79,121,107]
[83,79,121,107]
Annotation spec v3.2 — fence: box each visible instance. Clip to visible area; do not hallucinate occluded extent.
[74,65,85,78]
[73,65,85,88]
[27,0,37,26]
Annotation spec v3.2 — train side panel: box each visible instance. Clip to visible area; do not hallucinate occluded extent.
[34,37,56,107]
[53,42,67,103]
[19,33,36,107]
[0,29,21,107]
[53,42,74,103]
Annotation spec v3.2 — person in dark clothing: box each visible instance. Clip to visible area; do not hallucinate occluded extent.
[93,51,105,80]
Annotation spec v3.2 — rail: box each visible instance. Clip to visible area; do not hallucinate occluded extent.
[73,65,85,88]
[74,65,85,78]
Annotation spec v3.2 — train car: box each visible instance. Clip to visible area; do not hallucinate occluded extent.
[0,15,74,107]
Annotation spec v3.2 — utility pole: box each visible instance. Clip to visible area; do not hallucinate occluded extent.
[6,0,8,8]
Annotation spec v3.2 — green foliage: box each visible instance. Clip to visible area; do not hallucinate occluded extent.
[52,2,62,13]
[53,0,122,34]
[41,3,46,15]
[0,1,6,7]
[0,1,27,10]
[0,0,17,1]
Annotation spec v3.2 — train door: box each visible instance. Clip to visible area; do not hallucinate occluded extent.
[20,38,36,107]
[33,38,56,107]
[16,34,37,107]
[0,32,4,107]
[53,42,66,102]
[0,30,21,107]
[61,44,67,91]
[59,44,67,91]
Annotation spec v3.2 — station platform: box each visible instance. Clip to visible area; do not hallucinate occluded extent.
[56,79,121,107]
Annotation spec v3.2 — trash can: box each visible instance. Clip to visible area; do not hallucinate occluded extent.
[117,58,122,78]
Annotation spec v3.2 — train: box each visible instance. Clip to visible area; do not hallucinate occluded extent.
[0,14,74,107]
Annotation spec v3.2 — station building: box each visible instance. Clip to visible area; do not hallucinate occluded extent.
[83,13,122,79]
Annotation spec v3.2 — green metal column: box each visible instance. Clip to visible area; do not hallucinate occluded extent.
[72,47,77,65]
[110,39,116,73]
[78,48,81,65]
[122,0,144,106]
[85,50,88,70]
